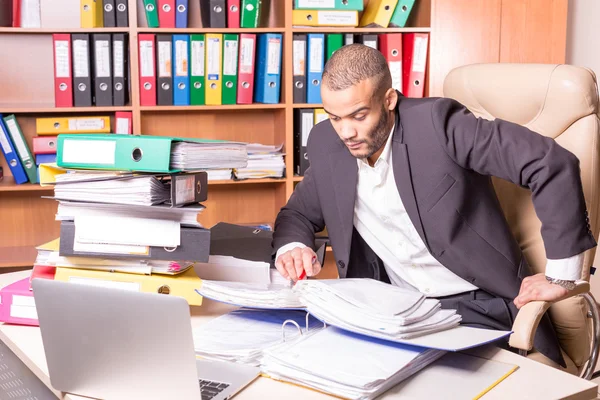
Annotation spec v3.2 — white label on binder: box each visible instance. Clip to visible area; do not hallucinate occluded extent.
[73,40,90,78]
[364,40,377,49]
[158,41,172,77]
[95,40,111,78]
[293,39,306,76]
[68,277,141,292]
[413,36,428,73]
[315,111,329,124]
[317,11,357,25]
[239,37,254,74]
[175,174,196,205]
[12,295,35,307]
[0,131,12,154]
[389,61,402,91]
[301,112,314,146]
[175,40,189,76]
[207,37,221,80]
[140,40,155,77]
[116,117,130,134]
[191,40,205,77]
[223,40,239,76]
[62,140,116,165]
[113,40,124,78]
[73,240,149,255]
[4,119,30,162]
[267,38,281,75]
[10,305,37,320]
[298,0,335,7]
[68,118,106,131]
[54,40,70,78]
[309,37,323,73]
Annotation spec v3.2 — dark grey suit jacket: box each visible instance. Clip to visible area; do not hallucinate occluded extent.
[273,94,597,366]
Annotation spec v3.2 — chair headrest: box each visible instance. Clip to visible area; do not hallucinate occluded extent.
[443,63,599,139]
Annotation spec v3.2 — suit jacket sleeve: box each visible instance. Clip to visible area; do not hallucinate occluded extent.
[431,97,596,260]
[272,162,326,256]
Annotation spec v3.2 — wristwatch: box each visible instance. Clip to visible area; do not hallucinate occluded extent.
[545,276,577,291]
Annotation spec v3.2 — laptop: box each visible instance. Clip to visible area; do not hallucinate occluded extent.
[31,278,260,400]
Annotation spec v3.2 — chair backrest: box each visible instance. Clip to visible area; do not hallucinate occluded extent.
[443,63,600,369]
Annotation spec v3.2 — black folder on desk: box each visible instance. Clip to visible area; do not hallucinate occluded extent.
[209,222,328,267]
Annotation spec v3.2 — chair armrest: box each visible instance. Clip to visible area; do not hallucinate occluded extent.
[508,281,590,351]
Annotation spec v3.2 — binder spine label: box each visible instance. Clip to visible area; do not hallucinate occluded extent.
[191,41,205,76]
[68,277,141,292]
[302,112,313,146]
[267,38,281,75]
[318,10,356,25]
[68,118,106,131]
[158,41,172,77]
[298,0,334,7]
[55,41,70,78]
[239,37,254,74]
[95,40,111,78]
[73,40,90,77]
[309,38,323,73]
[389,61,402,91]
[175,174,196,205]
[293,40,305,76]
[413,36,428,73]
[175,39,188,76]
[5,120,31,164]
[62,140,116,164]
[113,41,124,78]
[207,38,220,80]
[0,132,12,154]
[140,41,155,77]
[223,40,238,76]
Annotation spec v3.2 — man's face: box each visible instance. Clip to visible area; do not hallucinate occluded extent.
[322,78,396,161]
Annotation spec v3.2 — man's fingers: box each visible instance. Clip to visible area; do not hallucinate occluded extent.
[291,250,305,279]
[302,250,315,276]
[275,256,289,279]
[284,256,298,281]
[312,261,322,276]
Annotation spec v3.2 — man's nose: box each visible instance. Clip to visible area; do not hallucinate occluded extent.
[339,122,357,141]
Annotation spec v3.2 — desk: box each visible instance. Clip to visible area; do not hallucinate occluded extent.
[0,270,597,400]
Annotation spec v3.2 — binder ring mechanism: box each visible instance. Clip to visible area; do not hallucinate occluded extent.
[59,83,68,91]
[163,246,178,253]
[131,148,143,162]
[281,313,326,342]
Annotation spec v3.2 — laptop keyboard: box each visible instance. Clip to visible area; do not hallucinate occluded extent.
[199,379,230,400]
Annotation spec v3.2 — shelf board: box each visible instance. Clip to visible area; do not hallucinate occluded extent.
[292,103,323,109]
[291,27,431,33]
[0,246,37,268]
[137,27,285,33]
[0,105,133,113]
[293,176,304,182]
[0,28,130,33]
[140,104,285,111]
[209,178,287,185]
[0,178,53,192]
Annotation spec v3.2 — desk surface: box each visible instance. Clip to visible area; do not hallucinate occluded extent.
[0,270,597,400]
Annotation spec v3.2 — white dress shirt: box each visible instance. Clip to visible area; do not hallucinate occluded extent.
[277,126,584,296]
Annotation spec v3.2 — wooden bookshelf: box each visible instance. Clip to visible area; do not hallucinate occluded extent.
[0,0,569,268]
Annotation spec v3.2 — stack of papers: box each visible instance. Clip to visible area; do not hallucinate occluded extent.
[54,200,204,228]
[198,278,461,339]
[233,143,285,180]
[170,142,248,170]
[205,169,233,181]
[193,309,323,366]
[261,327,445,400]
[53,175,172,206]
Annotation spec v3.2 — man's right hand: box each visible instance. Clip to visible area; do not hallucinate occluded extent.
[275,247,322,282]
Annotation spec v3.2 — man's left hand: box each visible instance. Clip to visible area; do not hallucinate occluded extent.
[513,273,569,309]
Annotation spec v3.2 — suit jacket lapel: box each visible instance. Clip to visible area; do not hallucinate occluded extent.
[392,122,430,251]
[329,146,358,263]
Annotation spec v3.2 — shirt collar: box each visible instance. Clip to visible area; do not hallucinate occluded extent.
[357,123,395,169]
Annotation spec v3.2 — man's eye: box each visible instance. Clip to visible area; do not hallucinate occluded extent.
[330,117,340,122]
[354,115,366,121]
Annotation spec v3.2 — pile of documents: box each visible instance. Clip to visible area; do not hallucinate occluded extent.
[233,143,285,180]
[197,278,461,339]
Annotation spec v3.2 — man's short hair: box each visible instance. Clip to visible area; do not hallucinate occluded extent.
[322,44,393,96]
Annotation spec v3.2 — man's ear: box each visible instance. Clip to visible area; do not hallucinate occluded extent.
[385,88,398,111]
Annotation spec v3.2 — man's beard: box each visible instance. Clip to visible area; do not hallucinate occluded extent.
[349,106,391,160]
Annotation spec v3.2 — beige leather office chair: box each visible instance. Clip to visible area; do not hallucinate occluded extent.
[443,63,600,378]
